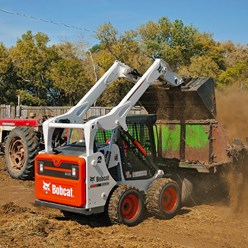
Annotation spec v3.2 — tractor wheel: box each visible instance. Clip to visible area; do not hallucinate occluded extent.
[146,178,181,219]
[107,185,144,226]
[4,126,39,180]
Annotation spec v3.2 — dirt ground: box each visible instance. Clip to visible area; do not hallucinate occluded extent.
[0,157,248,248]
[1,88,248,247]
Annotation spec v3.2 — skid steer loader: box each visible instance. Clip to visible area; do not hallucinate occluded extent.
[35,59,185,226]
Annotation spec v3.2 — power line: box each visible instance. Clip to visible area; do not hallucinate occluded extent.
[0,7,96,34]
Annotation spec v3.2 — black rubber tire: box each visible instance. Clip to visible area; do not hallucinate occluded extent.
[107,185,144,226]
[4,126,39,180]
[146,178,181,219]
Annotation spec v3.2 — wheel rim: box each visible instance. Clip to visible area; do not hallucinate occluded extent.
[161,186,178,212]
[8,137,26,172]
[121,194,140,221]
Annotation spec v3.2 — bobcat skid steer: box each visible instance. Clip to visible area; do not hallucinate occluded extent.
[35,59,184,226]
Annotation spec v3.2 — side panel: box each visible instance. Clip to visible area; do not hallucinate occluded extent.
[156,124,181,159]
[35,154,86,207]
[185,124,210,162]
[155,121,212,166]
[86,152,117,209]
[212,122,232,165]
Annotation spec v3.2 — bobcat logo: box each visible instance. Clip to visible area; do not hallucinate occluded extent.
[90,176,95,182]
[43,181,51,194]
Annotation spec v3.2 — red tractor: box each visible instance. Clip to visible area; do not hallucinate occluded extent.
[0,116,41,179]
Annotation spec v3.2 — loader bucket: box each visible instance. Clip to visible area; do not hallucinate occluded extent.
[140,77,216,120]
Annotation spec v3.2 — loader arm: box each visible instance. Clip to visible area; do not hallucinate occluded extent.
[43,60,139,152]
[93,59,183,131]
[84,59,183,156]
[43,58,183,154]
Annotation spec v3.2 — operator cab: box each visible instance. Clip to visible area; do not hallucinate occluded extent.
[51,128,87,156]
[94,114,157,182]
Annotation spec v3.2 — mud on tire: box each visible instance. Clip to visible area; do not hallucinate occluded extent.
[107,185,144,226]
[4,126,39,180]
[146,178,181,219]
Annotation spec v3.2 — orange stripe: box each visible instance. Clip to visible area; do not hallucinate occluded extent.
[44,166,71,173]
[133,140,147,156]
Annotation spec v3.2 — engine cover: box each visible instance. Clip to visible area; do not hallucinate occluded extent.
[35,154,86,207]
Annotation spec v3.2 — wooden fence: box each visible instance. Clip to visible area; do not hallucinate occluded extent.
[0,105,16,118]
[0,105,147,119]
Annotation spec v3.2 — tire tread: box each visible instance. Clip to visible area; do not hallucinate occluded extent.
[4,126,39,180]
[146,178,181,219]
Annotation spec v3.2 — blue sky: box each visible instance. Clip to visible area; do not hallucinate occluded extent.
[0,0,247,48]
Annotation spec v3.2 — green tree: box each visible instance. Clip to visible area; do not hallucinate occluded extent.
[0,43,18,104]
[9,31,59,105]
[94,23,151,106]
[95,22,150,70]
[179,55,221,79]
[220,41,248,67]
[216,42,248,90]
[218,61,248,90]
[1,20,246,107]
[49,42,93,105]
[138,17,216,70]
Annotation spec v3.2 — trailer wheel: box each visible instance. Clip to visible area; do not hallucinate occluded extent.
[107,185,144,226]
[146,178,181,219]
[4,126,39,180]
